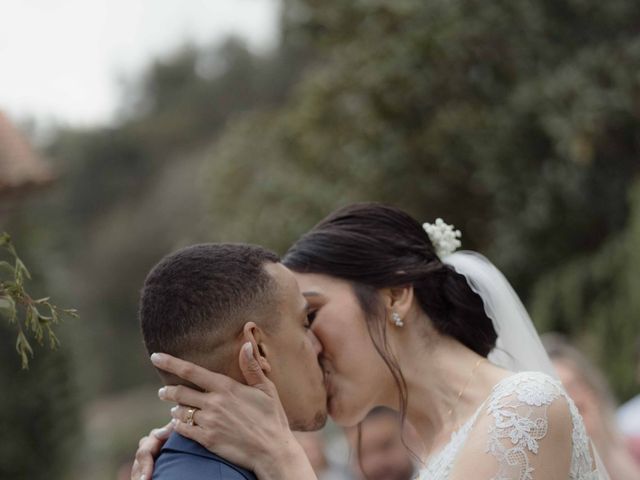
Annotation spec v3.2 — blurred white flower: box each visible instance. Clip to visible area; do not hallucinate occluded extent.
[422,218,462,258]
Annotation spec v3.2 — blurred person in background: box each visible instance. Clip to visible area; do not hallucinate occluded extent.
[294,431,352,480]
[543,333,640,479]
[617,337,640,466]
[346,407,416,480]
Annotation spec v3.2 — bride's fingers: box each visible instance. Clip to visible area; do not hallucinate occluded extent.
[158,384,209,408]
[131,458,150,480]
[238,342,276,396]
[170,405,201,425]
[150,353,233,392]
[131,424,173,480]
[152,422,174,440]
[131,456,151,480]
[132,433,163,480]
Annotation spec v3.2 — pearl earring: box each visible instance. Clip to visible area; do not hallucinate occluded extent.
[392,312,404,327]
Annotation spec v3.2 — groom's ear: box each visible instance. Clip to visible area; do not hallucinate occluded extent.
[241,322,272,375]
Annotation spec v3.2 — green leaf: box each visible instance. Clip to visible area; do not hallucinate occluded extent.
[15,330,34,369]
[0,295,16,322]
[0,260,14,276]
[46,325,60,349]
[15,258,31,281]
[61,308,79,319]
[28,304,40,321]
[0,232,10,248]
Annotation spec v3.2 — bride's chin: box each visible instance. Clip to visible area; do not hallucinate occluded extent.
[327,396,365,428]
[327,396,347,425]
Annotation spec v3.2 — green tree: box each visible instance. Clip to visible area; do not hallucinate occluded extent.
[530,182,640,401]
[200,0,640,397]
[203,0,640,281]
[0,230,79,479]
[0,333,79,479]
[37,31,314,397]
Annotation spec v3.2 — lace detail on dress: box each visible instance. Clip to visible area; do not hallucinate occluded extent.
[566,396,600,480]
[416,371,601,480]
[486,371,598,480]
[487,372,561,480]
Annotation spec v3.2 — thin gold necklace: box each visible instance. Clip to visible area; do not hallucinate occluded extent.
[446,357,486,428]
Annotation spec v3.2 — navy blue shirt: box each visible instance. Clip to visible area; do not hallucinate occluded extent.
[152,432,257,480]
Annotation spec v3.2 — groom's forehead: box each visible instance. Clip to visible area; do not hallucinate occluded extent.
[265,262,306,308]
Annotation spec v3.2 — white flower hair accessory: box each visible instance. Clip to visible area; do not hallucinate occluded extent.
[423,218,462,258]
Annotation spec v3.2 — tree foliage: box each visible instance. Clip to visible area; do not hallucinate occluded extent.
[199,0,640,398]
[6,2,640,475]
[531,182,640,400]
[36,36,312,396]
[199,0,640,282]
[0,232,77,368]
[0,322,79,479]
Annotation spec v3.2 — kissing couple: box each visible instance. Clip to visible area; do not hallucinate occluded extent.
[132,203,607,480]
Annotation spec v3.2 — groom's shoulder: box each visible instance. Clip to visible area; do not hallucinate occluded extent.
[152,432,257,480]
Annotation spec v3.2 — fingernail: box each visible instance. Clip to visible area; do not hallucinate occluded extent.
[158,387,166,399]
[171,405,178,414]
[150,353,164,364]
[242,342,253,360]
[171,418,178,426]
[140,476,146,480]
[155,425,170,437]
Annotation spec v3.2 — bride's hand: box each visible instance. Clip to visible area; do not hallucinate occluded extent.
[150,343,316,480]
[130,422,173,480]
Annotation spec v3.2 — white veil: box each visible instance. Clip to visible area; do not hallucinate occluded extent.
[443,250,610,479]
[443,251,556,376]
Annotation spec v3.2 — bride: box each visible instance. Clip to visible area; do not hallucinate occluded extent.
[132,203,606,479]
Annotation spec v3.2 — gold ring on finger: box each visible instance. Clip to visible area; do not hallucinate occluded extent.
[185,407,197,426]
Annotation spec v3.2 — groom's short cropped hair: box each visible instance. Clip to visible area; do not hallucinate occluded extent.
[139,243,280,370]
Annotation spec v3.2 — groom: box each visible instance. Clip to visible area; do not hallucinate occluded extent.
[139,243,328,479]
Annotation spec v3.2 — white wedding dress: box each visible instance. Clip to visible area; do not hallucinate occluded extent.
[418,371,600,480]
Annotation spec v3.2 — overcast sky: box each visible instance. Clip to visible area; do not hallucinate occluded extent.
[0,0,279,126]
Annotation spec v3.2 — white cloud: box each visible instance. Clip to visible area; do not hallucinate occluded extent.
[0,0,279,126]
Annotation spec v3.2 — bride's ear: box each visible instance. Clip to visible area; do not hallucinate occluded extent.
[381,285,414,323]
[241,322,272,374]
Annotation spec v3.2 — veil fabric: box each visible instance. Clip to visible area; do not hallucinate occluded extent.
[443,251,556,376]
[442,250,610,479]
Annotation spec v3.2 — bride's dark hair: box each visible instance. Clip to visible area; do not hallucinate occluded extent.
[283,202,497,455]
